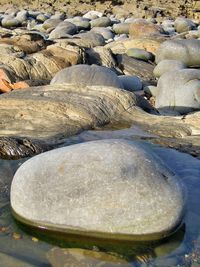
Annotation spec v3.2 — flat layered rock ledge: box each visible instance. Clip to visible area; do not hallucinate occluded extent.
[0,83,199,140]
[11,139,185,241]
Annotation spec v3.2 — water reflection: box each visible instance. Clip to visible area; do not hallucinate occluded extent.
[0,125,199,266]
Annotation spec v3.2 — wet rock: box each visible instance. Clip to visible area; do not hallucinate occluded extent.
[126,48,154,62]
[156,39,200,67]
[129,20,164,38]
[0,252,35,267]
[47,247,132,267]
[90,17,111,28]
[51,64,123,88]
[0,137,53,160]
[11,139,184,240]
[174,17,196,33]
[155,69,200,114]
[118,75,143,91]
[152,255,180,267]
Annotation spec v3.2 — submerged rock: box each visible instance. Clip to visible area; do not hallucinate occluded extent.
[11,139,185,241]
[47,247,132,267]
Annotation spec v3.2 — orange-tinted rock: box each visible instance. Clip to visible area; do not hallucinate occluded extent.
[129,21,164,38]
[0,68,29,93]
[0,79,13,93]
[12,81,29,90]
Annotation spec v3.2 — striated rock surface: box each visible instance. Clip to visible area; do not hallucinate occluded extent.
[0,83,153,140]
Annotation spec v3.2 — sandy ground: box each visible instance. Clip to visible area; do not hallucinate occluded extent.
[0,0,198,19]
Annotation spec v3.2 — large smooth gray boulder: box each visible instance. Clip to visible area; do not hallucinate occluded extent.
[11,139,184,240]
[156,39,200,67]
[155,69,200,114]
[51,64,124,88]
[153,60,187,78]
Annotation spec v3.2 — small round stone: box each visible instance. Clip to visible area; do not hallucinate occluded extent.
[126,48,154,62]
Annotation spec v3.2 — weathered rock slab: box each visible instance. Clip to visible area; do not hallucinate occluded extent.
[0,83,150,140]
